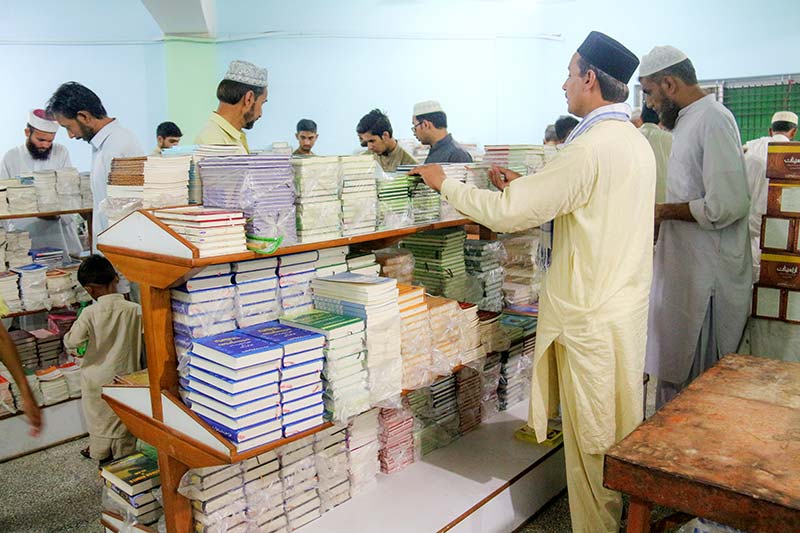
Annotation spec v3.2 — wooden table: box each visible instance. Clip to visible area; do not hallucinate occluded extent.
[604,354,800,533]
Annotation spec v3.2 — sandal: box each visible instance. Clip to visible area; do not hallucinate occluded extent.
[80,446,91,459]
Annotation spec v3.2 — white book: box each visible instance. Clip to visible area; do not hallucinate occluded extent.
[192,402,280,430]
[232,257,279,273]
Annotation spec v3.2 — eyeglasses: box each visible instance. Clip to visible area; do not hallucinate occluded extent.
[411,121,422,132]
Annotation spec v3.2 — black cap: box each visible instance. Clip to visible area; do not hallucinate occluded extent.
[577,31,639,84]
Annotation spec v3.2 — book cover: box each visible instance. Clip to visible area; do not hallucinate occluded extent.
[232,257,279,273]
[198,414,282,443]
[279,251,319,267]
[185,275,233,292]
[191,331,283,370]
[241,321,325,354]
[101,453,160,496]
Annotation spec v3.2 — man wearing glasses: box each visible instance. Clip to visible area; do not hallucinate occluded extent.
[411,100,472,164]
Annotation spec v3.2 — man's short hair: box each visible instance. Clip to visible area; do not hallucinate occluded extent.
[644,58,698,86]
[641,104,660,125]
[415,111,447,129]
[157,121,182,138]
[544,124,557,142]
[772,120,797,133]
[357,109,393,138]
[555,115,579,141]
[577,56,629,103]
[46,82,107,120]
[297,119,317,134]
[77,254,117,287]
[216,79,266,105]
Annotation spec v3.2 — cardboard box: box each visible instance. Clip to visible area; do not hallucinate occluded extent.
[751,285,800,323]
[760,216,799,253]
[766,181,800,217]
[759,253,800,289]
[767,142,800,180]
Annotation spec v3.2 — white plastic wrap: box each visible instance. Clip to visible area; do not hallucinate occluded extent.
[378,404,415,474]
[99,197,144,225]
[376,172,413,231]
[101,484,163,531]
[373,248,415,284]
[480,353,502,421]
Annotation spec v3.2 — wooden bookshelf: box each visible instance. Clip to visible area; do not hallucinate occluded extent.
[97,209,477,533]
[4,304,79,319]
[0,207,92,221]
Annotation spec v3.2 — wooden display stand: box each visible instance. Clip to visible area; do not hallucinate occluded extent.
[97,209,477,533]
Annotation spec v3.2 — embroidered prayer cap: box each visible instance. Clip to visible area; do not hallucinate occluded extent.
[772,111,798,125]
[413,100,444,116]
[576,31,639,84]
[223,60,268,88]
[28,109,59,133]
[639,45,689,78]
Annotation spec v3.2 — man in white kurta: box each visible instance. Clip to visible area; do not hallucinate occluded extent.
[743,111,797,281]
[414,31,655,532]
[640,47,751,407]
[0,110,82,257]
[638,104,672,203]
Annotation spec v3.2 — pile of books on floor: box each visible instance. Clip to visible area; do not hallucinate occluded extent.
[280,310,370,423]
[457,302,484,365]
[397,283,432,390]
[373,247,415,284]
[107,155,192,208]
[0,271,22,313]
[340,155,378,237]
[101,452,162,527]
[314,424,351,513]
[80,172,92,208]
[293,156,342,243]
[401,228,467,301]
[345,252,380,276]
[456,365,482,434]
[152,206,248,258]
[35,366,69,405]
[55,167,82,209]
[231,257,279,328]
[464,239,505,312]
[347,409,380,496]
[277,251,317,317]
[481,352,502,421]
[13,263,49,311]
[7,182,37,214]
[439,164,468,220]
[32,170,59,212]
[6,231,32,269]
[377,173,412,230]
[378,403,415,474]
[315,246,349,278]
[500,230,541,306]
[30,247,64,270]
[31,328,62,368]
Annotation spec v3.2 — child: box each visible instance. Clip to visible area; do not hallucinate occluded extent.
[64,255,142,463]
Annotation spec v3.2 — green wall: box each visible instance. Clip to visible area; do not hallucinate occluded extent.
[164,38,219,144]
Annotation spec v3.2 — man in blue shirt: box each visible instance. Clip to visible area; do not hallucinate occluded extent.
[411,100,472,164]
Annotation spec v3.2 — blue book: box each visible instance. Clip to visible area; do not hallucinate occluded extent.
[188,365,280,394]
[182,387,280,419]
[241,321,325,354]
[171,286,236,304]
[191,401,281,430]
[173,320,237,339]
[184,377,280,407]
[197,413,282,443]
[188,352,281,380]
[192,330,283,370]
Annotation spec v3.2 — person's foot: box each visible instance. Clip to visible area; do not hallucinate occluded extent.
[80,446,91,459]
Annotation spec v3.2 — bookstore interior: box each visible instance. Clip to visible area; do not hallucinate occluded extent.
[0,2,798,533]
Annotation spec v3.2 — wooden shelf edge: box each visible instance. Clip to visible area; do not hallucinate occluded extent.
[0,208,92,221]
[5,304,79,318]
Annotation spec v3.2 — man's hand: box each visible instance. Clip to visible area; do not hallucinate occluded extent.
[21,392,42,437]
[410,164,446,192]
[488,165,521,191]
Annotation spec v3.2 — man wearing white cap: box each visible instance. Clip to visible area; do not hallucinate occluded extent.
[195,60,269,154]
[0,109,72,179]
[411,101,472,164]
[639,46,751,407]
[413,31,654,531]
[743,111,797,281]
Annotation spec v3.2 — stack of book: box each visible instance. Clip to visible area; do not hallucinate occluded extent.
[58,361,82,398]
[377,173,411,230]
[397,284,432,390]
[80,172,92,208]
[378,403,415,474]
[478,310,504,354]
[152,206,248,258]
[310,273,402,405]
[30,328,62,368]
[499,343,531,411]
[47,309,78,339]
[401,228,467,300]
[292,156,342,243]
[345,252,380,276]
[456,366,482,434]
[280,310,369,422]
[46,270,76,308]
[107,155,191,208]
[60,264,92,304]
[439,164,469,220]
[11,330,37,369]
[500,231,541,306]
[426,295,462,374]
[409,179,440,224]
[242,321,326,438]
[13,263,49,311]
[407,387,445,456]
[463,239,506,312]
[199,154,297,249]
[315,246,349,278]
[6,231,32,269]
[347,409,380,496]
[181,329,284,452]
[483,145,547,175]
[374,247,415,284]
[7,183,37,214]
[231,257,279,328]
[32,170,59,211]
[55,167,82,209]
[429,374,459,445]
[30,247,64,270]
[314,424,350,513]
[35,366,69,405]
[0,271,22,313]
[277,251,318,317]
[171,272,237,345]
[279,435,321,530]
[501,312,537,340]
[457,302,484,365]
[3,369,43,407]
[164,144,247,205]
[101,452,162,527]
[465,164,490,190]
[339,155,378,237]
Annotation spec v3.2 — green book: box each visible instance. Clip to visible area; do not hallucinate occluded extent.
[280,310,365,340]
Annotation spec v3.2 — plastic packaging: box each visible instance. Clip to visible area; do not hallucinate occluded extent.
[373,248,415,284]
[99,197,144,226]
[376,172,414,230]
[378,403,416,474]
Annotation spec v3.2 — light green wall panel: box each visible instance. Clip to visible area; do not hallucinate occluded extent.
[164,39,219,144]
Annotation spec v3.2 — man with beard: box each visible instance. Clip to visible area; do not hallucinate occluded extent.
[1,109,71,178]
[356,109,416,172]
[195,60,268,154]
[639,46,751,408]
[412,31,654,531]
[46,82,144,250]
[412,100,472,164]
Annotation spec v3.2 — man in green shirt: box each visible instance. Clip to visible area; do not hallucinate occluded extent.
[195,60,268,153]
[356,109,416,172]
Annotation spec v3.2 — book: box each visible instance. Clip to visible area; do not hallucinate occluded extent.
[284,413,325,437]
[188,366,281,394]
[185,275,234,292]
[184,379,279,407]
[279,251,319,267]
[197,414,282,443]
[187,354,280,382]
[282,347,325,368]
[282,392,324,414]
[154,206,245,222]
[232,257,279,273]
[182,387,280,418]
[279,372,321,392]
[104,487,161,516]
[234,271,277,285]
[281,381,324,404]
[280,358,324,381]
[279,310,365,340]
[191,331,283,370]
[171,286,235,304]
[101,453,160,496]
[191,401,280,430]
[241,321,325,354]
[104,480,157,508]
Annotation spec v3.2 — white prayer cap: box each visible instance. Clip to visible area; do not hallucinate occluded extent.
[772,111,798,125]
[639,45,689,78]
[413,100,443,116]
[223,60,268,88]
[28,109,59,133]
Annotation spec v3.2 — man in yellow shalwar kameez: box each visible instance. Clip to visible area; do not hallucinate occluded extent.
[413,31,655,532]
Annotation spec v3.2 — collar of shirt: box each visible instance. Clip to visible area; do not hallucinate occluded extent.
[96,293,125,305]
[677,93,715,122]
[565,103,632,145]
[429,133,454,154]
[90,119,119,151]
[210,112,244,143]
[772,133,791,142]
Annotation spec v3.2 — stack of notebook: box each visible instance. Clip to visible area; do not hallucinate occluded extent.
[457,302,484,365]
[456,366,482,434]
[347,409,380,496]
[377,173,412,230]
[163,144,247,205]
[279,435,321,530]
[31,170,58,212]
[107,155,191,208]
[30,328,62,368]
[231,257,280,328]
[374,247,415,284]
[6,231,32,269]
[35,366,69,405]
[429,374,459,444]
[481,352,502,421]
[464,164,491,190]
[378,403,415,474]
[401,228,467,301]
[345,252,380,276]
[426,295,462,374]
[483,145,548,176]
[439,164,469,220]
[101,453,162,527]
[0,376,13,415]
[277,251,318,317]
[153,206,248,257]
[13,263,49,311]
[29,247,64,270]
[397,284,432,390]
[7,182,37,214]
[477,310,504,354]
[10,330,37,369]
[499,340,532,411]
[0,367,43,407]
[80,172,92,208]
[314,425,351,513]
[58,361,81,398]
[55,167,82,209]
[339,155,378,237]
[280,310,369,423]
[46,270,76,308]
[500,231,541,306]
[463,239,506,312]
[314,246,349,278]
[292,156,342,243]
[409,179,440,224]
[0,271,22,313]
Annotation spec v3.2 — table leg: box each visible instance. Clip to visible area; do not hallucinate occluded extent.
[627,496,652,533]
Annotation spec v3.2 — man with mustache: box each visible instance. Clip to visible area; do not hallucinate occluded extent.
[195,60,268,154]
[639,46,751,408]
[0,109,71,179]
